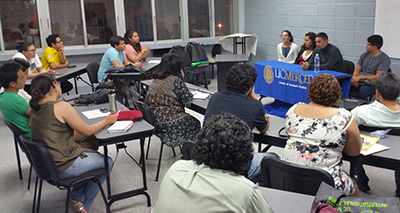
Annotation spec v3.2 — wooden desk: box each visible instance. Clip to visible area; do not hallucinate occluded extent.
[260,187,314,213]
[26,63,89,94]
[74,102,154,208]
[215,54,249,91]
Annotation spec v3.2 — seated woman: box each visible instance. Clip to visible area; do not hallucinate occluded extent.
[277,30,298,63]
[144,53,200,147]
[29,74,118,213]
[294,32,316,65]
[154,113,273,213]
[123,30,151,63]
[282,74,362,196]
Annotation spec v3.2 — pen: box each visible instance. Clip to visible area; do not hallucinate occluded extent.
[117,106,123,114]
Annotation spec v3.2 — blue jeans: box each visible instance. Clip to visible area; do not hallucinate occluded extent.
[247,153,268,180]
[358,85,376,101]
[59,148,113,211]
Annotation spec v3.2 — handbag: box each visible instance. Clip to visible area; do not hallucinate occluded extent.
[74,88,109,105]
[185,42,208,62]
[311,182,400,213]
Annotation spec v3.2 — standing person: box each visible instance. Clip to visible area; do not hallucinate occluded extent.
[13,41,55,79]
[123,30,151,63]
[97,35,141,92]
[282,74,362,196]
[144,53,200,147]
[301,32,346,72]
[29,74,118,213]
[154,113,273,213]
[277,30,298,63]
[351,35,391,101]
[41,34,69,69]
[294,32,316,65]
[351,73,400,196]
[0,61,31,139]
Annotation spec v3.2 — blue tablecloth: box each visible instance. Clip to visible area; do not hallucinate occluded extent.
[255,60,351,105]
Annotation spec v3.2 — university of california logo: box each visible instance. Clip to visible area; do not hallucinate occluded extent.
[263,65,274,84]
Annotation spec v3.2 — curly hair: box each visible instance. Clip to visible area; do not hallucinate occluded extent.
[307,74,341,106]
[226,63,258,94]
[192,113,254,174]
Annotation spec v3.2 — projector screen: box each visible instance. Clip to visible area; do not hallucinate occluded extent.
[374,0,400,59]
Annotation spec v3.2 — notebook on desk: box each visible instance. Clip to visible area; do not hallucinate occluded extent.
[107,121,134,133]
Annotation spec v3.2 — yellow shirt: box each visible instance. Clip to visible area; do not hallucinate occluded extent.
[40,46,65,69]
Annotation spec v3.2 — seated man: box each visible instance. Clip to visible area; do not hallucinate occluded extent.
[0,61,31,139]
[351,72,400,196]
[40,34,73,93]
[351,35,391,101]
[301,32,345,73]
[154,113,273,213]
[97,35,142,92]
[204,63,269,180]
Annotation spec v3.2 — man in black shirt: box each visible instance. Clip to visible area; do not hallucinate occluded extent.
[301,32,345,73]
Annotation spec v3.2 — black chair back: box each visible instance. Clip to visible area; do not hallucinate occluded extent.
[182,141,195,160]
[343,60,355,75]
[358,125,400,136]
[131,99,157,130]
[211,44,222,58]
[19,135,60,185]
[261,153,335,196]
[86,62,100,84]
[4,120,26,151]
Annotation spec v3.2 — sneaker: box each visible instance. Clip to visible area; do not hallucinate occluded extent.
[357,182,371,193]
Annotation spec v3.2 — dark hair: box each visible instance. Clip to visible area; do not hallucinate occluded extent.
[16,41,33,53]
[152,53,184,79]
[376,72,400,101]
[316,32,328,41]
[226,63,258,94]
[367,34,384,50]
[45,34,60,47]
[301,32,316,50]
[0,62,22,89]
[110,36,124,48]
[282,30,293,42]
[124,30,142,53]
[29,74,56,111]
[307,74,341,106]
[10,58,30,72]
[192,113,254,174]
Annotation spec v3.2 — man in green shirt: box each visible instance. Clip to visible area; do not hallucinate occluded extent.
[0,60,31,139]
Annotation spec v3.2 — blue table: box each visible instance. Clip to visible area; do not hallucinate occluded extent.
[254,61,351,104]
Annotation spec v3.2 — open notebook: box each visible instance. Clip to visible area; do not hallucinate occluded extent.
[107,121,134,133]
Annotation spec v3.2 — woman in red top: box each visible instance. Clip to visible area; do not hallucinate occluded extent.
[295,32,316,65]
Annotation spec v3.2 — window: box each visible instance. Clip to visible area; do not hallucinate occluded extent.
[215,0,234,36]
[155,0,181,40]
[0,1,41,50]
[188,0,210,38]
[124,0,153,42]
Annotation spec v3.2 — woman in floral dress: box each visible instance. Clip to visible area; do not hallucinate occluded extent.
[282,74,362,196]
[145,53,200,147]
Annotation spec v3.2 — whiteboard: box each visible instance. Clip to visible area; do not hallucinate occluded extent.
[374,0,400,59]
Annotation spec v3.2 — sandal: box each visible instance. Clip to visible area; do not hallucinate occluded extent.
[68,199,88,213]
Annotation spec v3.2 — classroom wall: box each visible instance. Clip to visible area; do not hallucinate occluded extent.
[245,0,400,76]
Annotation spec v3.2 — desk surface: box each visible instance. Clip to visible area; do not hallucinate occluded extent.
[25,63,88,85]
[260,187,314,212]
[74,102,154,146]
[215,54,249,62]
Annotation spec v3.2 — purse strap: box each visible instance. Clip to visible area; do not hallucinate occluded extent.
[278,127,288,138]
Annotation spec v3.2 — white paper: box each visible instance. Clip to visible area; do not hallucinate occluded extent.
[82,109,110,119]
[107,121,134,132]
[360,143,390,156]
[192,91,210,99]
[148,60,161,64]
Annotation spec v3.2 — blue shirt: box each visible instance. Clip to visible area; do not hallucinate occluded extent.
[97,47,126,82]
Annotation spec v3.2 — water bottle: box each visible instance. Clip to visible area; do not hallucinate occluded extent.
[314,53,320,73]
[108,90,117,113]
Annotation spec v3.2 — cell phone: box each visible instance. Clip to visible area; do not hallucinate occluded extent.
[68,65,77,68]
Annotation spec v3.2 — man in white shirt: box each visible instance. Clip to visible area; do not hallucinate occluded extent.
[351,72,400,196]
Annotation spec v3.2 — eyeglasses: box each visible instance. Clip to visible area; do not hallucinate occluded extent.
[27,49,36,52]
[281,35,289,37]
[55,40,63,43]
